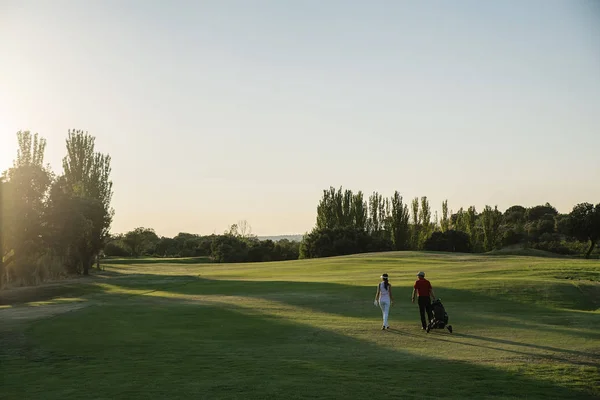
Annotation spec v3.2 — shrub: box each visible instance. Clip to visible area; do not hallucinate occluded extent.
[300,227,372,259]
[424,230,472,253]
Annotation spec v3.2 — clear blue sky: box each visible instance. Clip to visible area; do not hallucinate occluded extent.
[1,0,599,237]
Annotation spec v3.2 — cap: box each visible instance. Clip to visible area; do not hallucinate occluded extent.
[417,271,425,277]
[381,273,389,279]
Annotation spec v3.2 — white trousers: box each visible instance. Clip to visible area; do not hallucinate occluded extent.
[379,300,390,327]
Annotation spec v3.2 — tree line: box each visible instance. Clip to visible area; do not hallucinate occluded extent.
[103,223,300,263]
[299,186,600,259]
[2,131,598,289]
[1,130,113,288]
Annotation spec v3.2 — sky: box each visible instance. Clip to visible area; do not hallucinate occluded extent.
[1,0,599,237]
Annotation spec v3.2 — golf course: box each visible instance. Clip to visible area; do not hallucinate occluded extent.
[1,251,599,399]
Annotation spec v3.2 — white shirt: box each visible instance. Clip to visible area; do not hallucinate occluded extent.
[379,282,390,302]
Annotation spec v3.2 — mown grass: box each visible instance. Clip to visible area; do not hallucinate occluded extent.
[1,252,599,399]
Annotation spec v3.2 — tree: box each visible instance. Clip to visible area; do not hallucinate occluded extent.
[211,235,248,263]
[123,227,160,257]
[453,208,466,232]
[504,205,526,224]
[418,197,432,249]
[316,187,352,230]
[351,191,367,231]
[555,214,571,237]
[568,203,600,258]
[227,223,239,237]
[368,192,383,234]
[481,205,502,251]
[273,239,300,261]
[410,197,420,250]
[61,130,114,274]
[299,227,371,259]
[2,131,53,282]
[424,230,471,253]
[0,177,5,288]
[237,220,252,238]
[389,191,410,250]
[463,206,479,250]
[440,200,450,232]
[44,177,104,274]
[342,189,353,228]
[526,203,558,222]
[104,234,132,257]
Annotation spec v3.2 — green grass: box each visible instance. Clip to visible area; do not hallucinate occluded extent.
[1,252,599,399]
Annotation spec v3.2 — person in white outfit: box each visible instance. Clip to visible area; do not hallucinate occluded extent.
[374,273,394,330]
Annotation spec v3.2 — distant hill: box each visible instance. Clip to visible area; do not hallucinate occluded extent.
[258,234,303,242]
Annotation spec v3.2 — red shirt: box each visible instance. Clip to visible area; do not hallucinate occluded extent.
[414,278,432,297]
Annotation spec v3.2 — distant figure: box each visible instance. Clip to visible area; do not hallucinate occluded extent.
[374,273,394,330]
[412,271,436,330]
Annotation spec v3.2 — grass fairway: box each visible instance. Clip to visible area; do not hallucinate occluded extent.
[1,252,599,399]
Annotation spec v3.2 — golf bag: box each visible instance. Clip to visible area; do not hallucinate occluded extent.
[426,299,453,333]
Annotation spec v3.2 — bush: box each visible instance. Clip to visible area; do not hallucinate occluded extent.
[424,230,472,253]
[530,240,595,256]
[300,227,372,259]
[104,240,131,257]
[500,227,526,247]
[211,235,248,263]
[4,253,67,287]
[273,239,300,261]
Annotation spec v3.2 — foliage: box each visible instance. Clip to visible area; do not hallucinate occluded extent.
[440,200,450,232]
[317,187,361,230]
[44,176,106,274]
[104,225,301,263]
[123,227,160,257]
[418,196,432,249]
[211,234,249,263]
[525,203,558,222]
[481,206,502,251]
[567,203,600,258]
[299,227,373,259]
[424,230,472,253]
[1,132,53,285]
[61,129,114,274]
[389,192,410,250]
[103,235,132,257]
[0,129,114,285]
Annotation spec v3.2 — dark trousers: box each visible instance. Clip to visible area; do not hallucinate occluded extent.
[418,296,433,328]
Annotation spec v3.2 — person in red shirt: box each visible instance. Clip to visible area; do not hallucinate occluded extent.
[411,271,436,330]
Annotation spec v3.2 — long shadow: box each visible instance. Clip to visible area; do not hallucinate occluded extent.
[458,311,600,340]
[98,271,600,330]
[3,292,597,400]
[451,332,596,360]
[4,270,599,364]
[83,272,600,367]
[385,329,598,368]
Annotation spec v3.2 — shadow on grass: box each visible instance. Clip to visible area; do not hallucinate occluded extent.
[96,270,600,316]
[5,269,598,339]
[3,293,597,400]
[0,283,105,306]
[3,270,598,387]
[385,329,599,368]
[450,332,597,363]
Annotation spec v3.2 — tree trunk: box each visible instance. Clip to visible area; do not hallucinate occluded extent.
[585,240,596,259]
[83,257,90,275]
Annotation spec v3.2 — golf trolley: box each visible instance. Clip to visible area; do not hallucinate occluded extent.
[426,298,453,333]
